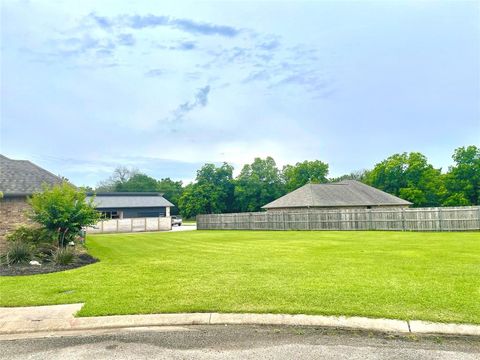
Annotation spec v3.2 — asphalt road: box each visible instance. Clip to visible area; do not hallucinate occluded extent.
[2,325,479,359]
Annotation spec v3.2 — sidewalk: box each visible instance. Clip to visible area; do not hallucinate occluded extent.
[1,304,479,338]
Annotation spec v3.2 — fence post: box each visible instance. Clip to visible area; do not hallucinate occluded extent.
[368,209,372,230]
[401,208,405,231]
[100,220,104,233]
[438,208,443,231]
[307,210,311,230]
[478,207,480,230]
[131,218,133,232]
[116,219,119,232]
[158,216,161,231]
[144,218,147,232]
[283,211,286,230]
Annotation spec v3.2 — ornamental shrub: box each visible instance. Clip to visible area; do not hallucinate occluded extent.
[6,241,32,265]
[6,226,57,245]
[53,248,75,265]
[28,183,100,247]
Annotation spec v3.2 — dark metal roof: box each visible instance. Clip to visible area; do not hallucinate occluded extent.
[0,154,64,196]
[87,193,174,209]
[262,180,412,209]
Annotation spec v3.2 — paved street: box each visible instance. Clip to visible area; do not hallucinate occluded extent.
[1,325,478,359]
[170,224,197,232]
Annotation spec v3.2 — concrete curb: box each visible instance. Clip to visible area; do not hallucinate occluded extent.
[1,304,479,337]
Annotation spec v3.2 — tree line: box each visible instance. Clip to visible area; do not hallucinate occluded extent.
[89,145,479,218]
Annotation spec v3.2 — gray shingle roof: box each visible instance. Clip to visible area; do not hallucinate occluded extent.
[262,180,412,209]
[0,154,64,196]
[87,193,174,209]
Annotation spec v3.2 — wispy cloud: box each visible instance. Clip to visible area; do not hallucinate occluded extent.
[145,68,167,77]
[164,85,211,126]
[201,37,334,98]
[170,40,196,51]
[179,85,210,111]
[33,10,333,98]
[88,13,240,37]
[117,33,135,46]
[256,37,280,51]
[89,13,113,29]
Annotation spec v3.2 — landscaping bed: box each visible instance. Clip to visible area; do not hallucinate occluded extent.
[0,253,98,276]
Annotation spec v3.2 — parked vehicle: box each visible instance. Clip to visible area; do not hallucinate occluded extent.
[171,216,182,226]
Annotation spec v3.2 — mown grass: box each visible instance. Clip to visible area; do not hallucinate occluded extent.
[0,231,478,323]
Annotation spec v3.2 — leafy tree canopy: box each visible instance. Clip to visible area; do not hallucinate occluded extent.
[443,145,480,206]
[234,157,285,212]
[179,163,234,218]
[329,169,369,183]
[364,152,445,207]
[157,178,184,215]
[96,166,138,192]
[282,160,329,192]
[115,173,158,192]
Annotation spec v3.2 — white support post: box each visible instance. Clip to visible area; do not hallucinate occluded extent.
[438,208,443,231]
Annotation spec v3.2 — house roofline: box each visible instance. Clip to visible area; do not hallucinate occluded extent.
[1,192,33,197]
[262,203,412,209]
[87,192,165,197]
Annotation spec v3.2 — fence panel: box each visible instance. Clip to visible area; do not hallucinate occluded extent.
[197,206,480,232]
[85,217,172,234]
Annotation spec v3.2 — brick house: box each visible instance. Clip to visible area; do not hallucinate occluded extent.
[0,155,63,251]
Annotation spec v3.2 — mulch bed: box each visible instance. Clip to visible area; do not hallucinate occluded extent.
[0,253,99,276]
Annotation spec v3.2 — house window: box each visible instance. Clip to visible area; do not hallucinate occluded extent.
[101,211,120,219]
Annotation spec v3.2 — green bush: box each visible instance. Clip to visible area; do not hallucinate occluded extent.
[28,183,101,247]
[53,248,75,265]
[6,226,56,245]
[6,241,32,265]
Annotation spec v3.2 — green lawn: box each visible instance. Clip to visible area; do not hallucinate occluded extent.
[0,231,479,323]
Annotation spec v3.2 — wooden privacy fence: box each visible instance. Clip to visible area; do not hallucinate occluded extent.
[197,206,480,232]
[86,217,172,234]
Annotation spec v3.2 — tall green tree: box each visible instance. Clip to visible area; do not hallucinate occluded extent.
[282,160,329,192]
[157,178,184,214]
[178,163,234,218]
[329,169,369,183]
[443,145,480,206]
[115,173,158,192]
[234,157,285,212]
[96,166,138,191]
[364,152,445,207]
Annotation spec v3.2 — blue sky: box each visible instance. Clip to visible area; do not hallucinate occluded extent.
[1,1,479,186]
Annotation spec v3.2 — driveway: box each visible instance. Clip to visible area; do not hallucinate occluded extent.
[170,224,196,232]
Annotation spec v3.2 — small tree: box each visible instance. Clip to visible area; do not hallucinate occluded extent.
[28,183,101,247]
